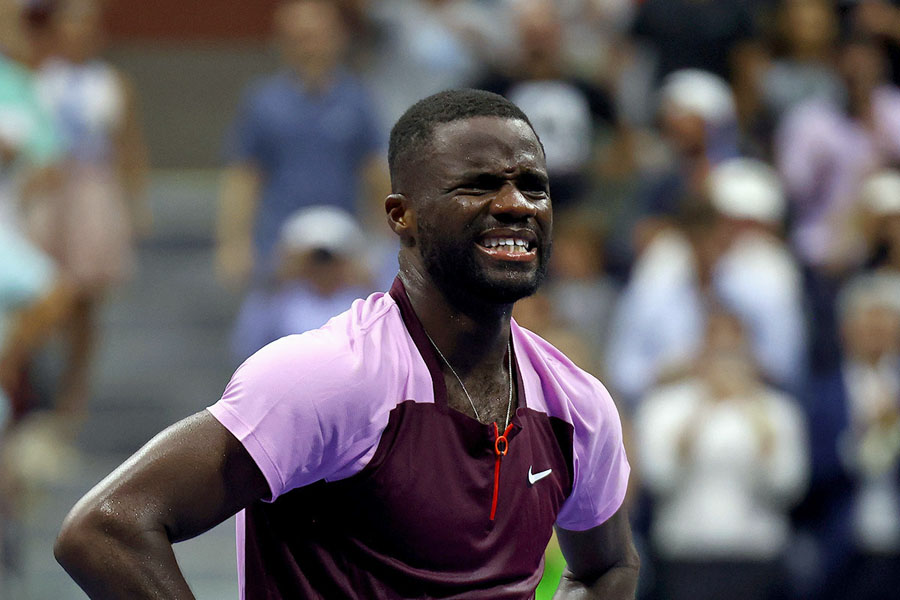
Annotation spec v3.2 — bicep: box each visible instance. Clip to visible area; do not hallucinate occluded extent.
[556,507,637,583]
[68,410,269,544]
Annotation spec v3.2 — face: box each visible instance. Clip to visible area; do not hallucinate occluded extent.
[276,0,345,77]
[56,0,103,63]
[839,41,886,95]
[401,116,552,304]
[844,304,900,362]
[781,0,836,55]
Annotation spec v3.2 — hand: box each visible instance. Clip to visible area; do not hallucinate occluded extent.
[744,400,776,458]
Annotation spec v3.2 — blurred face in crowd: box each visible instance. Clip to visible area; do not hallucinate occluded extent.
[279,247,358,295]
[839,39,888,98]
[0,0,29,62]
[884,214,900,265]
[779,0,837,58]
[660,106,707,158]
[549,218,605,281]
[276,0,346,82]
[402,116,552,304]
[514,0,563,74]
[700,311,759,399]
[56,0,104,63]
[843,302,900,364]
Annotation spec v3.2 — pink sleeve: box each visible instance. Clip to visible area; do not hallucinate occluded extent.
[207,331,381,501]
[554,382,630,531]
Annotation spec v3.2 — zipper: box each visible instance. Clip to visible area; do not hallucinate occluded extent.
[490,421,514,521]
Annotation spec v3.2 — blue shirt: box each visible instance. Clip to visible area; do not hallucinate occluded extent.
[226,70,382,272]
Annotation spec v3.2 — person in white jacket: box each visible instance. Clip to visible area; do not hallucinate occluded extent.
[635,310,809,600]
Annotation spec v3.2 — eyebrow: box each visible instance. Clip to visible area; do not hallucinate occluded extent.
[450,168,550,189]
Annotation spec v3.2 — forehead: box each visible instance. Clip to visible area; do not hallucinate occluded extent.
[277,1,339,32]
[427,116,546,176]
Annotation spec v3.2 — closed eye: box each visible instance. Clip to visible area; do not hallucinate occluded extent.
[451,174,505,194]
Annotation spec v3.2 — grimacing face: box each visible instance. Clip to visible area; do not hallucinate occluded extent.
[407,116,552,304]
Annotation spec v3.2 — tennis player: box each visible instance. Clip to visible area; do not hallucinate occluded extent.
[55,89,638,599]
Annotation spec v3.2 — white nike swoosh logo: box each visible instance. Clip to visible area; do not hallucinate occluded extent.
[528,466,552,485]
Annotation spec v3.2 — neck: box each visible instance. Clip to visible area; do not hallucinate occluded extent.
[291,64,335,93]
[398,255,512,373]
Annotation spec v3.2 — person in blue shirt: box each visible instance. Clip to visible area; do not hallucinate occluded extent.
[216,0,388,288]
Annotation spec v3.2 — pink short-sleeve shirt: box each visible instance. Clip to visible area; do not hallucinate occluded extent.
[208,279,629,599]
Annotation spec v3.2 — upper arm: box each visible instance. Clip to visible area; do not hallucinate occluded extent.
[555,380,630,532]
[61,410,270,544]
[556,507,639,584]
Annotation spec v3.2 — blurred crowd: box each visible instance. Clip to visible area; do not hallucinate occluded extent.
[3,0,900,599]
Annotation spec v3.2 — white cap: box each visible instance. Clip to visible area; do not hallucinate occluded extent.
[860,169,900,216]
[708,158,786,224]
[658,69,736,126]
[279,206,365,258]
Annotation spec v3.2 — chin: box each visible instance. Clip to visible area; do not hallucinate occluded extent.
[447,263,546,305]
[420,240,549,306]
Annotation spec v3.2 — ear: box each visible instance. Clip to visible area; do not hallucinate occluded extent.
[385,193,416,244]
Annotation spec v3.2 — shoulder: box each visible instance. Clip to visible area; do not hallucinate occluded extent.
[518,324,632,529]
[224,292,405,403]
[238,73,293,109]
[513,323,620,428]
[209,291,412,494]
[779,98,841,131]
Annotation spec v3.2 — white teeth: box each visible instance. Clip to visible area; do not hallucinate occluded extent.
[481,237,531,251]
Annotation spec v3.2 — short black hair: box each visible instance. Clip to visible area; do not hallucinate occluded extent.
[388,89,540,187]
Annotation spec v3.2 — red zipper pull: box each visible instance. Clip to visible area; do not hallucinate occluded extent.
[490,421,514,521]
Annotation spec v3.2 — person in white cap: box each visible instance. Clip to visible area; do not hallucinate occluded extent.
[606,158,807,406]
[610,69,742,276]
[229,205,375,363]
[708,158,808,394]
[798,271,900,600]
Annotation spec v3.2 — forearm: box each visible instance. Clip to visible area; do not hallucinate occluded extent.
[217,165,259,247]
[55,508,195,599]
[552,563,640,600]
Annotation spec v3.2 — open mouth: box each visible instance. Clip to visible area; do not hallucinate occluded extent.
[477,234,538,260]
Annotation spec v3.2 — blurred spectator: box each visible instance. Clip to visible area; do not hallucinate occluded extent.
[843,0,900,87]
[635,310,808,600]
[0,0,65,415]
[0,0,62,588]
[798,273,900,600]
[775,33,900,372]
[629,0,762,85]
[25,0,149,420]
[541,210,618,374]
[230,206,374,364]
[217,0,387,288]
[750,0,843,148]
[615,69,740,271]
[364,0,500,132]
[860,169,900,274]
[775,33,900,273]
[477,0,617,206]
[707,158,808,395]
[622,0,766,128]
[607,158,805,405]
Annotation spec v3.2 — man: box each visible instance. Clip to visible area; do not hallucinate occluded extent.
[55,89,638,599]
[216,0,386,286]
[798,273,900,600]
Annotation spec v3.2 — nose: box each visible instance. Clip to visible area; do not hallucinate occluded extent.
[490,183,538,221]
